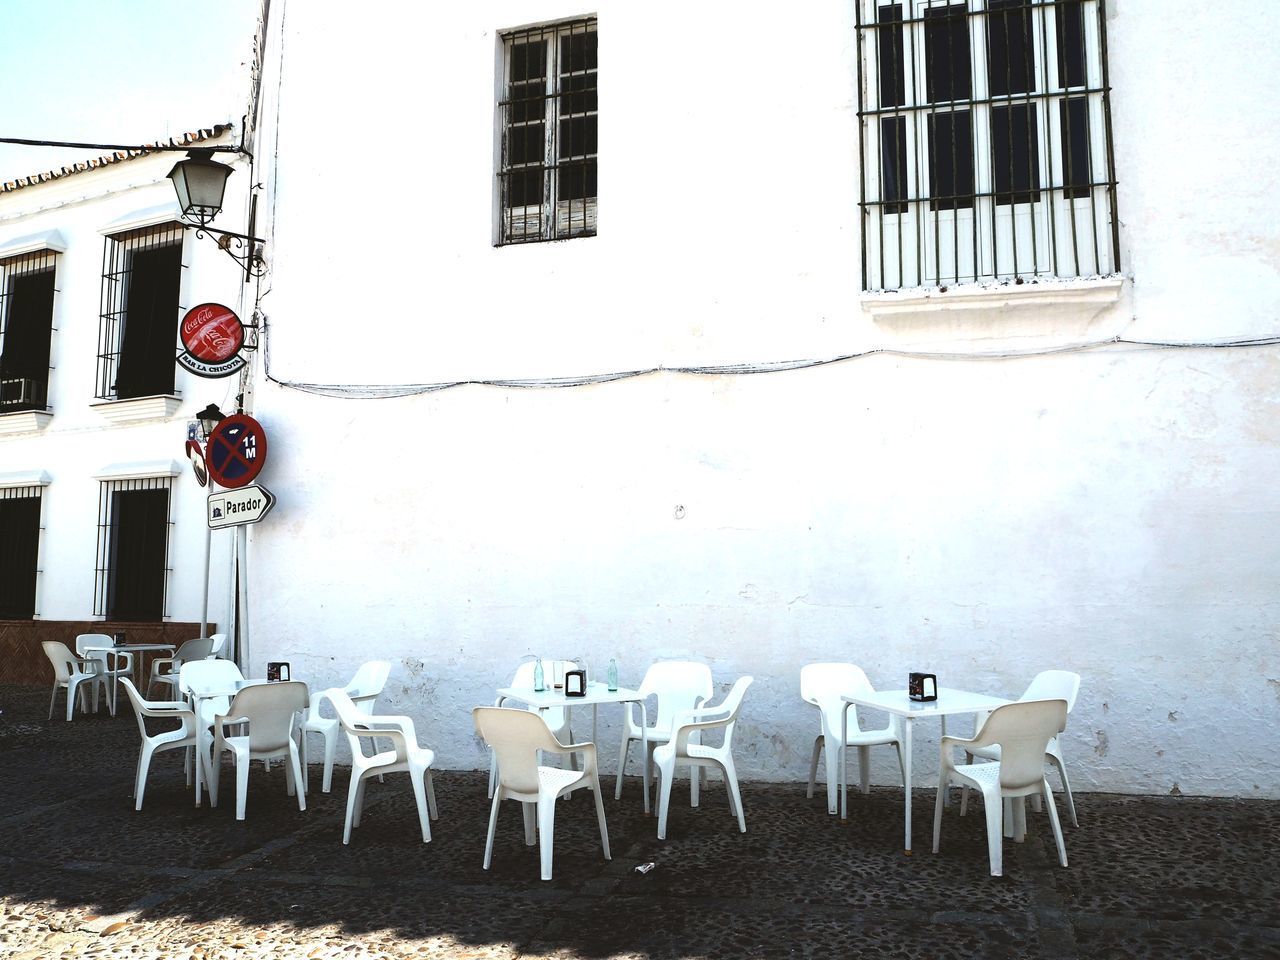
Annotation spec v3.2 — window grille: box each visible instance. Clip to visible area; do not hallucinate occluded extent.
[97,223,185,400]
[856,0,1119,291]
[0,484,43,619]
[94,477,173,621]
[0,250,57,412]
[497,17,598,245]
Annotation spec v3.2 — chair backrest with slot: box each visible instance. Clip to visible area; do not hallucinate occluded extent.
[173,637,215,666]
[208,633,228,655]
[75,634,118,674]
[473,706,563,795]
[800,662,877,738]
[179,658,244,697]
[970,699,1068,791]
[42,641,79,684]
[348,660,392,705]
[1021,670,1081,713]
[225,681,309,753]
[638,661,713,731]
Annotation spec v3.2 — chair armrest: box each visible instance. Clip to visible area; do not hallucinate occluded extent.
[356,715,418,744]
[72,656,104,674]
[150,657,177,676]
[138,700,194,718]
[546,740,598,767]
[213,713,251,739]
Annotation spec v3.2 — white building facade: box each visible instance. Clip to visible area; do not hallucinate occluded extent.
[15,0,1268,797]
[0,130,245,654]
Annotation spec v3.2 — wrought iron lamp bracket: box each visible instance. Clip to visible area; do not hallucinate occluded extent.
[192,225,267,280]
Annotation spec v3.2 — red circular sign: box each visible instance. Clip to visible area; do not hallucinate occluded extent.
[206,414,268,489]
[181,303,244,364]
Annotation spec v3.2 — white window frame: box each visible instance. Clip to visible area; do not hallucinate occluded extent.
[495,16,598,245]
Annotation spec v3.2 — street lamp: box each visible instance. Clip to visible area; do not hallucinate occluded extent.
[167,149,266,282]
[196,402,226,440]
[167,149,233,226]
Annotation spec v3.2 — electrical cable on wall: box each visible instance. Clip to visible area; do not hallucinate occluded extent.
[257,310,1280,400]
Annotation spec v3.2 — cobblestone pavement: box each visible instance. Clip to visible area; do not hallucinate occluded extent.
[1,684,1277,960]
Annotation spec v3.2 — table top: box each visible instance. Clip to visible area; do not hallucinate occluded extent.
[842,686,1009,718]
[84,642,176,653]
[190,678,304,699]
[497,681,644,708]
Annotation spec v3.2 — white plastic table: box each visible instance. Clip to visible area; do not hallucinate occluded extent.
[496,681,651,813]
[80,641,175,713]
[840,686,1009,853]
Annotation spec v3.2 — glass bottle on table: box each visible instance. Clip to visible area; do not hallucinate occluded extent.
[607,658,619,692]
[533,658,545,692]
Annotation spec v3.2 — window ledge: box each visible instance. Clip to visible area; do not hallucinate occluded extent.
[0,410,53,436]
[861,276,1125,324]
[90,395,182,425]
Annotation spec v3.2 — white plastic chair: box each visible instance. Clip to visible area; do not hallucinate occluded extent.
[801,663,905,814]
[963,670,1082,827]
[614,661,713,803]
[323,687,438,844]
[932,699,1069,877]
[118,677,197,810]
[654,676,754,840]
[488,658,578,798]
[41,641,103,721]
[147,637,215,699]
[473,706,610,881]
[209,680,309,820]
[301,660,392,793]
[76,633,131,715]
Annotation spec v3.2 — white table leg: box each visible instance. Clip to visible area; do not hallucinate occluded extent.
[903,716,914,854]
[640,702,650,814]
[193,699,205,807]
[941,715,950,807]
[840,702,850,821]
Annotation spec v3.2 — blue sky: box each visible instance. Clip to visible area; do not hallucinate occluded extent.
[0,0,260,181]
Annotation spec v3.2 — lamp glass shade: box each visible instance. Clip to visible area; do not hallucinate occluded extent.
[197,403,225,439]
[168,151,233,225]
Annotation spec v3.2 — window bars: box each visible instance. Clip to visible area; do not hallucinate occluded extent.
[856,0,1119,291]
[0,250,57,412]
[0,485,43,619]
[498,17,598,244]
[94,477,173,621]
[97,223,185,400]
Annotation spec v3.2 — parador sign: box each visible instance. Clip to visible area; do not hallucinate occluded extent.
[177,302,247,378]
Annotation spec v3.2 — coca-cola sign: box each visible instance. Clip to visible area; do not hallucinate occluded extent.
[177,302,246,378]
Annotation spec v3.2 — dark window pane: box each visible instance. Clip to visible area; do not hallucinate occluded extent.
[925,3,972,104]
[508,122,545,166]
[1060,96,1091,198]
[560,30,597,74]
[558,115,597,159]
[880,116,909,214]
[557,159,597,202]
[115,243,181,400]
[511,40,547,83]
[559,73,597,116]
[987,0,1034,96]
[0,495,40,619]
[505,167,544,208]
[928,110,974,210]
[991,103,1040,204]
[877,5,906,109]
[107,488,168,622]
[1056,0,1086,88]
[510,81,545,124]
[0,268,54,410]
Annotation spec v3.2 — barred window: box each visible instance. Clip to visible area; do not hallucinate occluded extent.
[0,250,57,413]
[94,477,173,621]
[97,223,185,400]
[857,0,1119,291]
[497,17,597,245]
[0,484,43,619]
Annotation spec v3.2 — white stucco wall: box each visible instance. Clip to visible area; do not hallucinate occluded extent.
[0,148,244,628]
[246,0,1280,796]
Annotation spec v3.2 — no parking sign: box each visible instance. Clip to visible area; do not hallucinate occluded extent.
[206,414,268,489]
